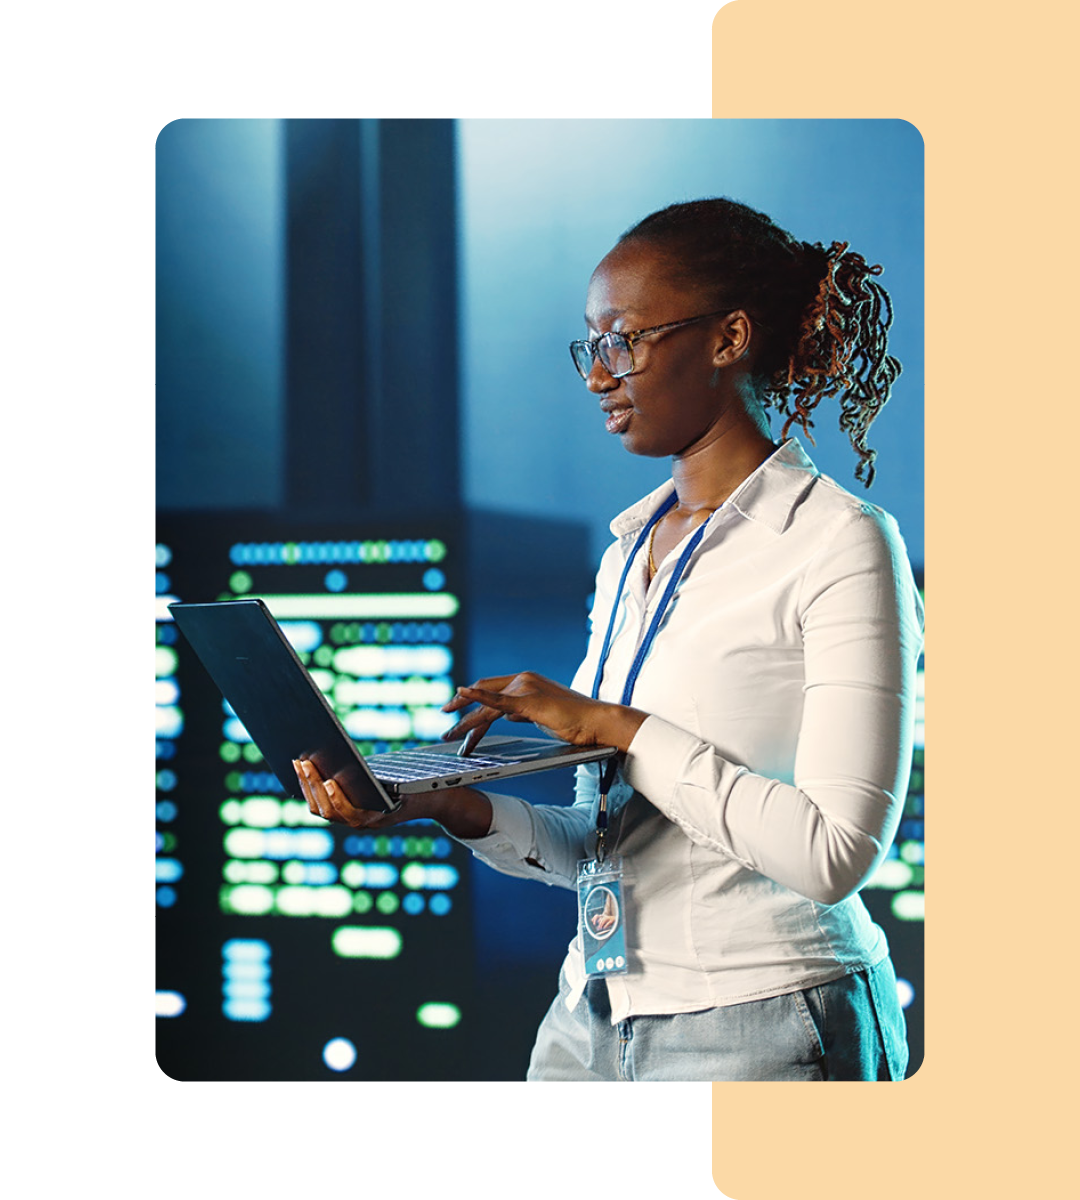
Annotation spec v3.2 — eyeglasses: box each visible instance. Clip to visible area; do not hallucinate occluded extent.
[569,309,734,381]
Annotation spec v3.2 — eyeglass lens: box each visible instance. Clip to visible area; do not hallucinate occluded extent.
[571,334,632,380]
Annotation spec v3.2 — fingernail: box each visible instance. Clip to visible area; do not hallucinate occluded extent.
[301,761,311,778]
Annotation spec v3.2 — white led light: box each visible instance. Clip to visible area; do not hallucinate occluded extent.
[323,1037,357,1072]
[258,593,459,619]
[156,991,186,1018]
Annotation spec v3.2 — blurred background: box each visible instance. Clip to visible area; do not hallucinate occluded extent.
[156,118,924,1081]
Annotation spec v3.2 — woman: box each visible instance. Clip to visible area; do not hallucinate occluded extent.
[295,198,924,1082]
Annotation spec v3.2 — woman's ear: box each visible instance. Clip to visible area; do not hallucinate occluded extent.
[712,310,753,367]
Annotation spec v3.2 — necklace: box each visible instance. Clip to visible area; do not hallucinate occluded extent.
[648,506,718,576]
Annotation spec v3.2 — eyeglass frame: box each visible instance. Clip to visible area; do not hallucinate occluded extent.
[569,309,736,380]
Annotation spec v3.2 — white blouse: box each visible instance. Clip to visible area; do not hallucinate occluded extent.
[460,439,924,1023]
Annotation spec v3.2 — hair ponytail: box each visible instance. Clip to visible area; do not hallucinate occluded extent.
[776,241,902,486]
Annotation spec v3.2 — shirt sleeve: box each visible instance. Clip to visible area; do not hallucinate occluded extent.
[448,543,628,887]
[448,773,598,890]
[622,504,924,907]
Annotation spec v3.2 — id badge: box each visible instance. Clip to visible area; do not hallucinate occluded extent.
[577,857,629,978]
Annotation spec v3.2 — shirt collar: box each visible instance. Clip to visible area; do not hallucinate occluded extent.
[609,438,820,539]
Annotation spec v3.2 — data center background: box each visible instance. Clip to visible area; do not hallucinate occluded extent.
[156,118,924,1081]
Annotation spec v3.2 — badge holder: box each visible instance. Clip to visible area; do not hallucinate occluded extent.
[578,495,713,983]
[578,788,629,978]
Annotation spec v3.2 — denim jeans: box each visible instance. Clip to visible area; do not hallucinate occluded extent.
[527,957,909,1081]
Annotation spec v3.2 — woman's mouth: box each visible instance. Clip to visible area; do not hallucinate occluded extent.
[604,407,632,434]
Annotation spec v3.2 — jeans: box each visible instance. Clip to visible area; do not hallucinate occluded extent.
[527,957,909,1082]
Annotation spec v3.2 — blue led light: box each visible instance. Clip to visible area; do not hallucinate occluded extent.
[429,894,452,916]
[223,939,272,1022]
[155,544,172,568]
[156,886,177,907]
[157,769,177,791]
[280,620,324,653]
[156,857,184,883]
[223,998,271,1022]
[422,568,446,591]
[223,716,252,743]
[223,938,270,961]
[156,572,172,594]
[156,800,178,822]
[403,893,425,915]
[325,569,348,593]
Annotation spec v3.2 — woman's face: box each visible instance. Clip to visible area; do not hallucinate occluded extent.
[582,239,740,460]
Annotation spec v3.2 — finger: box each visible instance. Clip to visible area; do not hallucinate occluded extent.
[441,674,520,713]
[455,685,529,715]
[298,759,337,822]
[444,713,498,754]
[294,759,319,814]
[323,779,367,828]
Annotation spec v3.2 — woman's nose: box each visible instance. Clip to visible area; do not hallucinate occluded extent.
[584,356,618,394]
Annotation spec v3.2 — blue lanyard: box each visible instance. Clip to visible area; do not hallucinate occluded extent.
[590,493,715,847]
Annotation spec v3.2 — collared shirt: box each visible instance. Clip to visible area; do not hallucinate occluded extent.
[459,440,924,1023]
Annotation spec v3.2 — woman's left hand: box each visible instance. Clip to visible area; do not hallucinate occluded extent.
[442,671,647,755]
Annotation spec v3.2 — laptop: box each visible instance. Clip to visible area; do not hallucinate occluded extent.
[168,598,617,813]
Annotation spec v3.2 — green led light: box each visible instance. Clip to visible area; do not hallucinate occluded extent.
[416,1003,461,1030]
[376,892,400,914]
[219,884,274,915]
[224,771,243,791]
[223,828,265,858]
[281,800,324,827]
[899,840,923,865]
[331,926,403,959]
[224,860,279,885]
[220,742,241,763]
[160,832,177,852]
[282,861,305,885]
[341,862,364,888]
[425,540,447,562]
[276,885,353,918]
[353,891,373,913]
[229,570,253,594]
[220,799,242,825]
[401,863,425,890]
[242,743,263,763]
[866,859,913,890]
[374,836,391,857]
[239,797,282,828]
[284,542,300,564]
[155,646,178,678]
[891,890,925,922]
[313,644,333,667]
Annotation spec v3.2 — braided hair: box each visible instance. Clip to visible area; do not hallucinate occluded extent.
[618,198,902,486]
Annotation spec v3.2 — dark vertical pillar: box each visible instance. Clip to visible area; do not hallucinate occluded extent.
[283,118,460,517]
[284,119,367,512]
[369,119,460,511]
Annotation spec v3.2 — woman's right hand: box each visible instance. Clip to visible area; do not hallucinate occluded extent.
[293,759,494,839]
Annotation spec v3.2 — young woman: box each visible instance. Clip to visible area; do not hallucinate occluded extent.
[295,198,924,1082]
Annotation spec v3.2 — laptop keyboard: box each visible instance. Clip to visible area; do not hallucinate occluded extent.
[367,747,522,782]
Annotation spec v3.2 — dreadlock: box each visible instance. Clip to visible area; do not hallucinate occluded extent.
[618,199,902,486]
